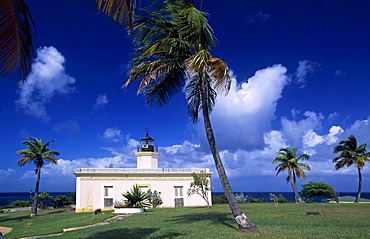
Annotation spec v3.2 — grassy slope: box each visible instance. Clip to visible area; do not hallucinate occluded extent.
[2,204,370,239]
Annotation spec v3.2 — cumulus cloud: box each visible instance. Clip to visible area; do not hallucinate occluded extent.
[16,46,76,121]
[295,60,319,88]
[335,70,347,78]
[202,65,289,151]
[53,120,80,133]
[94,94,109,110]
[103,127,122,142]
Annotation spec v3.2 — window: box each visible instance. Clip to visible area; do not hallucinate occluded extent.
[174,186,183,197]
[104,186,113,197]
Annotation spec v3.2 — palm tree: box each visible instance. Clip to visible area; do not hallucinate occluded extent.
[333,135,370,203]
[273,147,311,204]
[17,136,59,217]
[124,0,258,233]
[0,0,135,82]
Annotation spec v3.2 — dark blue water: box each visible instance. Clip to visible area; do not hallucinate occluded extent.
[0,192,73,207]
[213,192,370,203]
[1,192,369,206]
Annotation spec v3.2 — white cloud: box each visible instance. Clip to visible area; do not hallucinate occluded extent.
[16,46,76,121]
[103,127,122,142]
[94,94,109,109]
[204,65,289,151]
[295,60,319,88]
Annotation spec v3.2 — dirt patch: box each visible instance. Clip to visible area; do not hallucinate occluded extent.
[0,226,12,235]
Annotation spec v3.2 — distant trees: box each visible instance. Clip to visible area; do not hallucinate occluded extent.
[273,147,311,204]
[17,137,59,217]
[333,135,370,203]
[301,181,338,203]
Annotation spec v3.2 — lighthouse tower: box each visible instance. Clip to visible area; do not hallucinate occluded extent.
[136,132,159,169]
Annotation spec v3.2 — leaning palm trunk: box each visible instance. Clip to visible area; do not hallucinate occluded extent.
[355,168,362,203]
[200,81,258,232]
[31,167,41,217]
[289,176,304,204]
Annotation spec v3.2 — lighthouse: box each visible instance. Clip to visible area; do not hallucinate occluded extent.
[135,132,159,169]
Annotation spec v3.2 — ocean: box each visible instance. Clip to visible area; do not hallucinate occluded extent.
[1,192,369,207]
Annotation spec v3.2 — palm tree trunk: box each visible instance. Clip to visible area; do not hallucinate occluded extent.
[355,168,362,203]
[291,172,304,204]
[200,80,258,233]
[31,167,41,217]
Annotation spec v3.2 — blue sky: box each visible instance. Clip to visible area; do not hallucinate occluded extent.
[1,0,370,193]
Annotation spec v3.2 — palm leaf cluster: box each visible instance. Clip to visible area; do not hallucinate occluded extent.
[0,0,35,82]
[122,184,150,208]
[125,0,230,122]
[333,135,370,171]
[17,137,59,168]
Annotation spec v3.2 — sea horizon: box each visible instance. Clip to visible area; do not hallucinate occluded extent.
[1,191,369,207]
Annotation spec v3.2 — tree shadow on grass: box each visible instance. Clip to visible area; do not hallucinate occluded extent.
[169,211,237,230]
[85,228,185,239]
[0,215,30,223]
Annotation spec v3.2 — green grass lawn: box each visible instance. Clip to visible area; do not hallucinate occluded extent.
[1,203,370,239]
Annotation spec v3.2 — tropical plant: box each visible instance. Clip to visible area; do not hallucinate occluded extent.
[234,192,248,204]
[122,184,151,208]
[273,147,311,204]
[0,0,35,82]
[187,172,211,207]
[17,136,59,217]
[148,190,163,208]
[333,135,370,203]
[301,181,338,203]
[123,0,258,232]
[37,192,52,209]
[51,195,72,208]
[0,0,136,82]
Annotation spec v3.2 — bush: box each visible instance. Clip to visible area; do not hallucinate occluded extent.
[51,195,71,208]
[6,200,31,208]
[234,192,248,203]
[248,196,265,203]
[211,194,228,204]
[149,190,163,208]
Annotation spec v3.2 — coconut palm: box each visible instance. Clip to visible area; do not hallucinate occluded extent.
[333,135,370,203]
[273,147,311,204]
[0,0,135,82]
[17,137,59,217]
[124,0,258,232]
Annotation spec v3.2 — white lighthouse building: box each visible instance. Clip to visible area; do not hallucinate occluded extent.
[74,133,212,212]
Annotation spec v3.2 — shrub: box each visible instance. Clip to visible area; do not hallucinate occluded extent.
[211,194,228,204]
[234,192,248,203]
[6,200,31,208]
[51,195,71,208]
[249,196,265,203]
[113,201,126,208]
[149,190,163,208]
[122,185,150,208]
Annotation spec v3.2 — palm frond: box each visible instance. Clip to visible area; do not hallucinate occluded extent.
[0,0,35,82]
[95,0,135,29]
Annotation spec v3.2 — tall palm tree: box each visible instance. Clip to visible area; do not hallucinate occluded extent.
[273,147,311,204]
[0,0,135,82]
[124,0,258,233]
[333,135,370,203]
[17,137,59,217]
